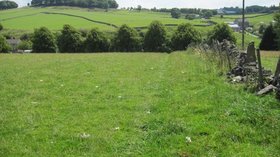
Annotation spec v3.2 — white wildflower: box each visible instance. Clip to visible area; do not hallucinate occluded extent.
[115,127,120,131]
[185,136,192,143]
[39,80,44,82]
[80,133,91,139]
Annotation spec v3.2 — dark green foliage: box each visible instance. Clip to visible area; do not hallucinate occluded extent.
[171,8,181,19]
[144,21,169,52]
[0,0,18,10]
[57,24,83,53]
[203,11,213,19]
[0,23,3,31]
[207,23,237,44]
[84,28,110,52]
[113,24,141,52]
[31,0,118,9]
[258,24,266,35]
[171,23,201,50]
[32,27,56,53]
[274,12,280,49]
[17,41,32,50]
[0,35,10,53]
[20,33,33,41]
[259,24,278,50]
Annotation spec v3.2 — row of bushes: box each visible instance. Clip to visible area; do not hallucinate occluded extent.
[28,21,207,53]
[0,21,238,53]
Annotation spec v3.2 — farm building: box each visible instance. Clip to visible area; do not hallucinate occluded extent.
[229,24,240,32]
[6,39,20,53]
[217,8,238,15]
[234,18,250,28]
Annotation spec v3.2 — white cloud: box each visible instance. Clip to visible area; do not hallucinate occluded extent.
[15,0,279,9]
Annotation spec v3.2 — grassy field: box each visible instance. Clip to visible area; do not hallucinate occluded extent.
[0,52,279,156]
[0,7,203,30]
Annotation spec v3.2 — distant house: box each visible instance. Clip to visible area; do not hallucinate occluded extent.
[224,10,237,14]
[6,39,20,53]
[217,9,237,15]
[228,23,240,32]
[234,18,250,28]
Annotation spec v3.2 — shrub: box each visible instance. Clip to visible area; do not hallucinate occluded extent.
[57,24,83,53]
[144,21,169,52]
[112,24,141,52]
[32,27,56,53]
[17,40,32,50]
[84,28,110,52]
[258,24,266,35]
[20,33,33,41]
[203,11,213,19]
[0,23,3,31]
[0,35,10,53]
[171,23,201,50]
[171,8,181,19]
[259,24,278,50]
[207,23,237,44]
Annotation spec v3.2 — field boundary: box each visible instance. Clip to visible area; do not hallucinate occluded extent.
[41,12,118,28]
[0,13,41,21]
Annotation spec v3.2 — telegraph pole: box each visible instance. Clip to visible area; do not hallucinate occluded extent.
[242,0,245,50]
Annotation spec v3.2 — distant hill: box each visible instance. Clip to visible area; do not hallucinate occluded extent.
[31,0,118,9]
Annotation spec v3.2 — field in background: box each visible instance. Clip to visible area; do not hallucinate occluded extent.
[0,6,275,48]
[0,52,279,156]
[261,51,280,71]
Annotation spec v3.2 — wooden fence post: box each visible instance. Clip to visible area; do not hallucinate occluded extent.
[256,49,264,89]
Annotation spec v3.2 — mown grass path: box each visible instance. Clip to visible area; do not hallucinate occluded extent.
[0,53,279,156]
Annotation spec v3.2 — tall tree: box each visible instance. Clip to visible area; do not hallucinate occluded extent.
[207,23,237,44]
[171,23,201,50]
[57,24,83,53]
[259,25,278,50]
[113,24,141,52]
[84,28,110,52]
[143,21,169,52]
[0,35,10,53]
[32,27,56,53]
[274,7,280,49]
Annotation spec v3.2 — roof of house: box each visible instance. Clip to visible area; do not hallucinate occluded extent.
[7,39,20,45]
[228,24,240,28]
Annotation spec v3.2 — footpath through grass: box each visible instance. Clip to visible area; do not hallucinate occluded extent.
[0,52,279,156]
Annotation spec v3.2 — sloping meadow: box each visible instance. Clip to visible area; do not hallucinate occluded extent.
[0,52,279,156]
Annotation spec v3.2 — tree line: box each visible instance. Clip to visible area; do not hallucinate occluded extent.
[0,0,18,10]
[0,21,238,53]
[1,11,280,53]
[31,0,118,9]
[222,5,279,14]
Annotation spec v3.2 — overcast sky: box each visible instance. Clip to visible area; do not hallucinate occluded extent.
[15,0,279,9]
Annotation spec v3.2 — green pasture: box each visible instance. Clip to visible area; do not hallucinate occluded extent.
[0,7,203,30]
[0,52,279,156]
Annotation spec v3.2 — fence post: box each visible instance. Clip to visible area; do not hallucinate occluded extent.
[273,57,280,85]
[256,49,264,89]
[225,47,232,71]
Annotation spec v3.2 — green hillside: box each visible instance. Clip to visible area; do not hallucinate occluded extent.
[0,52,279,156]
[0,6,276,48]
